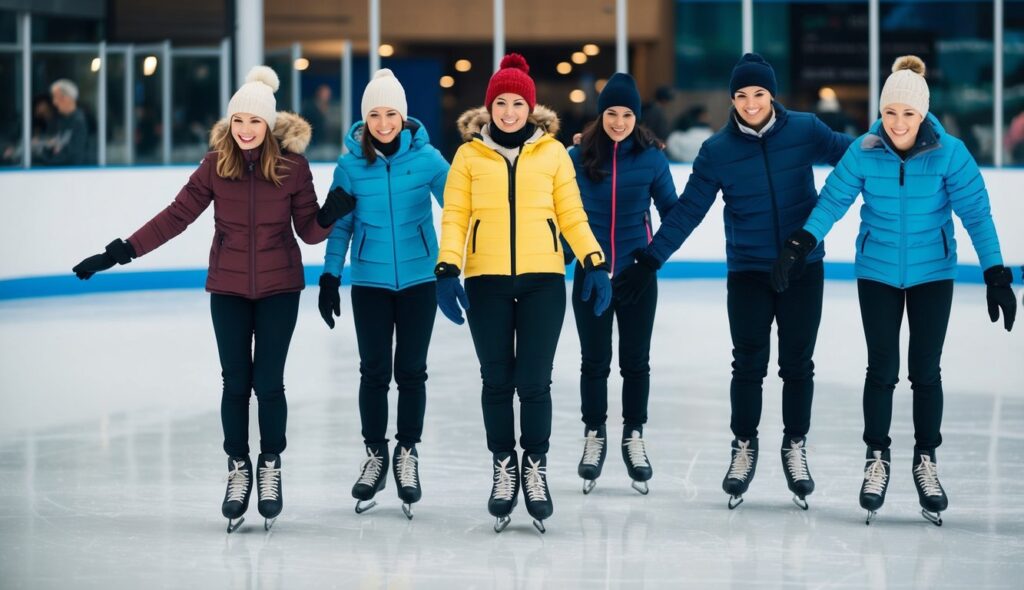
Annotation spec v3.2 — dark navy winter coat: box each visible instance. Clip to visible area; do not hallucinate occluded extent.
[645,103,853,271]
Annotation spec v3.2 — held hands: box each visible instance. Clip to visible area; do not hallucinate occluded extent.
[318,273,341,329]
[611,249,660,306]
[72,239,136,279]
[771,229,818,293]
[316,186,357,228]
[434,263,469,325]
[984,265,1016,332]
[581,255,612,316]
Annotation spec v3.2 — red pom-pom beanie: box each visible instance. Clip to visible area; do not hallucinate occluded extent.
[485,53,536,112]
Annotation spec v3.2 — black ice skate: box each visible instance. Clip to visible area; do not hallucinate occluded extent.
[488,451,519,533]
[393,445,421,520]
[578,425,607,494]
[222,456,253,533]
[781,436,815,510]
[722,438,758,509]
[521,454,553,534]
[352,443,388,514]
[621,427,653,495]
[256,453,282,531]
[912,449,948,526]
[860,448,891,525]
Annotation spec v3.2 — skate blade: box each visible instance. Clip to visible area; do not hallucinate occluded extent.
[226,517,245,533]
[582,479,597,495]
[631,480,649,495]
[494,515,511,533]
[865,510,878,525]
[727,495,743,510]
[264,517,276,531]
[533,519,546,534]
[354,499,378,514]
[402,503,414,520]
[921,509,943,526]
[792,495,809,510]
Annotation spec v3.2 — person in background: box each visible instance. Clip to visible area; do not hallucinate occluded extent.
[36,79,88,166]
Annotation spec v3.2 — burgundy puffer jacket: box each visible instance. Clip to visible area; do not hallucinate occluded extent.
[127,112,331,299]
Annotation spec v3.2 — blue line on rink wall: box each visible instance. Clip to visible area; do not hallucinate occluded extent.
[0,262,989,301]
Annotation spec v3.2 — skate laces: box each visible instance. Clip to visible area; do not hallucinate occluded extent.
[357,449,384,487]
[395,447,419,489]
[863,451,890,495]
[258,460,281,501]
[727,440,755,481]
[523,457,548,502]
[225,460,250,503]
[784,440,810,481]
[581,430,605,466]
[914,455,943,497]
[492,456,517,501]
[623,431,649,468]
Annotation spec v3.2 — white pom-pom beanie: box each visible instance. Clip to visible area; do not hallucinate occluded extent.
[361,68,408,121]
[227,65,280,129]
[879,56,929,118]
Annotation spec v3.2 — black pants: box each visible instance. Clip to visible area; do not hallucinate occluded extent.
[858,278,953,452]
[465,274,566,456]
[726,261,823,440]
[351,282,437,447]
[572,262,657,430]
[210,291,300,457]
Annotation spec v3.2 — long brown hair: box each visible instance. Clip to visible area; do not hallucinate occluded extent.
[578,118,659,183]
[212,124,288,186]
[360,124,379,165]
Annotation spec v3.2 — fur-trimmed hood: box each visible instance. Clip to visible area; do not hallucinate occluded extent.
[209,111,312,155]
[456,105,560,142]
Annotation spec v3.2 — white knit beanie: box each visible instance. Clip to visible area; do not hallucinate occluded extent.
[227,66,280,130]
[879,55,929,118]
[361,68,408,121]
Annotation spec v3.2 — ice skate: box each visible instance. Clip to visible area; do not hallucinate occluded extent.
[256,453,282,531]
[352,443,388,514]
[521,454,552,533]
[781,436,814,510]
[621,427,653,495]
[860,448,891,525]
[393,445,421,520]
[222,456,252,533]
[488,451,519,533]
[722,438,758,509]
[913,449,947,526]
[578,425,606,494]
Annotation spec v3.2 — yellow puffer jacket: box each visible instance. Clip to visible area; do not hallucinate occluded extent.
[438,105,604,277]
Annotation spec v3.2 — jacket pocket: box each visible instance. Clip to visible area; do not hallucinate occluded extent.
[940,228,949,258]
[860,230,871,254]
[471,219,481,254]
[642,211,653,243]
[212,233,225,269]
[357,232,368,261]
[417,224,430,257]
[546,218,559,252]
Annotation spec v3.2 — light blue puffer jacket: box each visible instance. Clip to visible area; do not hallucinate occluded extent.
[323,118,450,290]
[803,115,1004,288]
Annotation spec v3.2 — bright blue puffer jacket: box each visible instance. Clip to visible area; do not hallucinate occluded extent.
[803,115,1004,288]
[323,118,450,290]
[644,102,852,271]
[569,138,678,276]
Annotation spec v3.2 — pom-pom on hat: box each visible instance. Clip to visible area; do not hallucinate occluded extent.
[485,53,536,112]
[729,53,778,97]
[597,72,642,118]
[227,66,280,129]
[361,68,408,121]
[879,55,929,117]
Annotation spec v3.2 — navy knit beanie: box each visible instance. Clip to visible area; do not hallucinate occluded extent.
[729,53,777,96]
[597,73,642,118]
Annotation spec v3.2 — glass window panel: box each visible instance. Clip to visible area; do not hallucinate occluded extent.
[104,52,128,165]
[31,51,98,166]
[0,52,22,167]
[172,55,220,164]
[0,10,16,44]
[32,14,103,44]
[133,50,165,164]
[299,56,342,162]
[1004,0,1024,166]
[263,53,295,113]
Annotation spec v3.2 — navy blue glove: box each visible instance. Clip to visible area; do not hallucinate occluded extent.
[984,265,1016,332]
[435,263,469,325]
[612,249,660,306]
[581,257,611,316]
[771,229,817,293]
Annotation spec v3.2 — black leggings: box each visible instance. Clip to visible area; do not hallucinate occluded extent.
[351,282,437,447]
[858,278,953,452]
[210,291,300,457]
[465,274,566,456]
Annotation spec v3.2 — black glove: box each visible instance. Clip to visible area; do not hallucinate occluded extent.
[316,186,356,228]
[612,249,660,306]
[984,265,1016,332]
[771,229,818,292]
[73,239,136,280]
[318,273,341,329]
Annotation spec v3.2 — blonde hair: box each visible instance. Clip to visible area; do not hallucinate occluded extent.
[211,126,289,187]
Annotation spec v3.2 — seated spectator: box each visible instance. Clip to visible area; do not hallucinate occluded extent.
[35,79,89,166]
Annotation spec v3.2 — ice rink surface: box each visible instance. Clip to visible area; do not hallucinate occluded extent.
[1,280,1022,589]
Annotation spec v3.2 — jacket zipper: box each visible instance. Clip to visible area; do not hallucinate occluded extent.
[386,161,399,289]
[546,218,559,252]
[860,230,870,254]
[940,228,948,258]
[643,211,652,243]
[505,156,520,277]
[471,219,481,254]
[248,161,256,298]
[418,224,430,256]
[759,140,783,255]
[899,160,906,287]
[610,142,619,276]
[357,232,367,260]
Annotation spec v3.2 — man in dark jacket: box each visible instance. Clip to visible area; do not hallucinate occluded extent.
[613,53,854,511]
[36,79,88,166]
